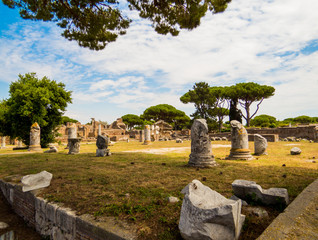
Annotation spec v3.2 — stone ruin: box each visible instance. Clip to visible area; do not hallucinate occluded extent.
[179,180,245,240]
[226,120,253,160]
[254,134,268,155]
[0,136,6,149]
[188,119,217,168]
[143,125,151,145]
[68,138,81,154]
[28,122,42,152]
[96,135,111,157]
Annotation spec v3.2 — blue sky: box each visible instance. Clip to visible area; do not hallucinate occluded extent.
[1,0,318,125]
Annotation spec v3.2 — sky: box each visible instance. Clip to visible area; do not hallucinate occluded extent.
[0,0,318,125]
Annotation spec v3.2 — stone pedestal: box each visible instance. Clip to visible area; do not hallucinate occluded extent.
[1,136,6,149]
[188,119,217,168]
[68,138,81,154]
[96,135,110,157]
[66,124,77,149]
[143,125,151,145]
[28,123,42,152]
[226,120,253,160]
[96,149,111,157]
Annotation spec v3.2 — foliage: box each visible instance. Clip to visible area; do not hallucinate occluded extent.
[2,0,231,50]
[122,114,144,130]
[250,114,277,128]
[61,116,78,125]
[1,73,72,147]
[142,104,190,130]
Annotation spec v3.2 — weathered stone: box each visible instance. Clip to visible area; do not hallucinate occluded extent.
[0,136,6,149]
[246,207,269,218]
[139,130,144,142]
[232,179,289,206]
[44,146,58,153]
[254,134,268,155]
[166,196,179,203]
[28,122,42,152]
[0,222,9,229]
[68,138,81,154]
[226,120,253,160]
[287,136,295,142]
[67,124,77,138]
[21,171,53,192]
[290,147,301,155]
[230,195,248,206]
[96,148,111,157]
[179,180,245,240]
[176,138,183,143]
[210,137,216,141]
[221,137,228,141]
[143,125,151,145]
[188,119,217,168]
[96,135,109,149]
[17,140,23,148]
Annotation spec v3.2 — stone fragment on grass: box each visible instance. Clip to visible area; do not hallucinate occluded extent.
[167,196,179,203]
[254,134,268,155]
[179,180,245,240]
[44,146,58,153]
[21,171,53,192]
[290,147,301,155]
[232,180,289,206]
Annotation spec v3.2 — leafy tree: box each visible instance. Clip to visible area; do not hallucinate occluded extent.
[142,104,190,129]
[250,114,277,128]
[61,116,78,125]
[0,100,10,136]
[228,82,275,127]
[293,115,314,124]
[2,0,231,50]
[122,114,144,130]
[2,73,72,147]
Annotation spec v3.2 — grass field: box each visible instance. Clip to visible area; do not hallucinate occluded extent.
[0,140,317,239]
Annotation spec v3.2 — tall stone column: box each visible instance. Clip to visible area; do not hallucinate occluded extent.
[98,124,102,135]
[28,122,42,152]
[1,136,6,149]
[65,123,77,149]
[188,119,217,168]
[226,120,253,160]
[143,125,151,145]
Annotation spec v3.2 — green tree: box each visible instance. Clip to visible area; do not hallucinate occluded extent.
[250,114,277,128]
[293,115,314,124]
[2,0,231,50]
[122,114,144,130]
[61,116,78,125]
[229,82,275,127]
[142,104,190,129]
[2,73,72,147]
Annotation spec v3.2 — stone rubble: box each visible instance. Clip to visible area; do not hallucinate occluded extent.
[21,171,53,192]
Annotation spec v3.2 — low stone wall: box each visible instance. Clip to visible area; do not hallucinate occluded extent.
[248,134,279,142]
[0,179,136,240]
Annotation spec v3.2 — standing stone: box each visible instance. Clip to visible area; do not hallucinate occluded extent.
[254,134,268,155]
[65,123,77,149]
[143,125,151,145]
[96,135,110,157]
[98,124,102,135]
[68,138,81,154]
[28,122,42,152]
[188,119,217,168]
[226,120,253,160]
[179,180,245,240]
[0,136,6,149]
[139,130,144,142]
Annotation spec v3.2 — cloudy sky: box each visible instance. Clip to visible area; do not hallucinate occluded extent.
[0,0,317,125]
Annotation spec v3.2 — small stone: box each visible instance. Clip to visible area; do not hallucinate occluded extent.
[290,147,301,155]
[251,207,269,218]
[282,164,286,167]
[21,171,53,192]
[0,222,9,230]
[167,196,179,203]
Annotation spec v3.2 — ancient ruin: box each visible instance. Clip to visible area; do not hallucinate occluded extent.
[96,135,110,157]
[188,119,217,168]
[68,138,81,154]
[226,120,253,160]
[0,136,5,149]
[28,122,42,152]
[254,134,268,155]
[143,125,151,145]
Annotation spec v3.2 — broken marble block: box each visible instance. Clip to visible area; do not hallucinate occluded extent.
[21,171,53,192]
[179,180,245,240]
[232,180,289,206]
[44,146,58,153]
[290,147,301,155]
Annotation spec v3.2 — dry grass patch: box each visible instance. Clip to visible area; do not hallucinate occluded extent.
[0,140,317,239]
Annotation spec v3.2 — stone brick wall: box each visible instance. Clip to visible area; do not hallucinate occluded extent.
[0,179,136,240]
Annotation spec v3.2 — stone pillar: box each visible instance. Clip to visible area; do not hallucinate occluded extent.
[66,123,77,149]
[17,140,23,148]
[254,134,268,155]
[226,120,253,160]
[68,138,81,154]
[28,122,42,152]
[98,124,102,135]
[188,119,217,168]
[96,135,110,157]
[139,130,145,142]
[143,125,151,145]
[1,136,6,149]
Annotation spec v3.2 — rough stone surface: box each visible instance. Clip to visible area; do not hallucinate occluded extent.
[0,222,9,229]
[167,196,179,203]
[226,120,253,160]
[96,135,109,149]
[232,179,289,206]
[96,148,111,157]
[28,122,42,152]
[291,147,301,155]
[176,138,183,143]
[179,180,245,240]
[188,119,217,168]
[143,125,151,145]
[67,124,77,138]
[1,136,6,149]
[44,146,58,153]
[230,195,248,206]
[254,134,268,155]
[68,138,81,154]
[21,171,53,192]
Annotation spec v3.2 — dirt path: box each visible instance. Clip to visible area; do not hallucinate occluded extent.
[0,193,41,240]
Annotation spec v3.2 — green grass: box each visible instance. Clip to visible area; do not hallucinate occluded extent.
[0,140,317,239]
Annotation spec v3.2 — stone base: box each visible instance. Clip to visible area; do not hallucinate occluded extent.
[96,149,111,157]
[28,145,42,152]
[188,154,217,168]
[143,140,151,145]
[226,149,253,160]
